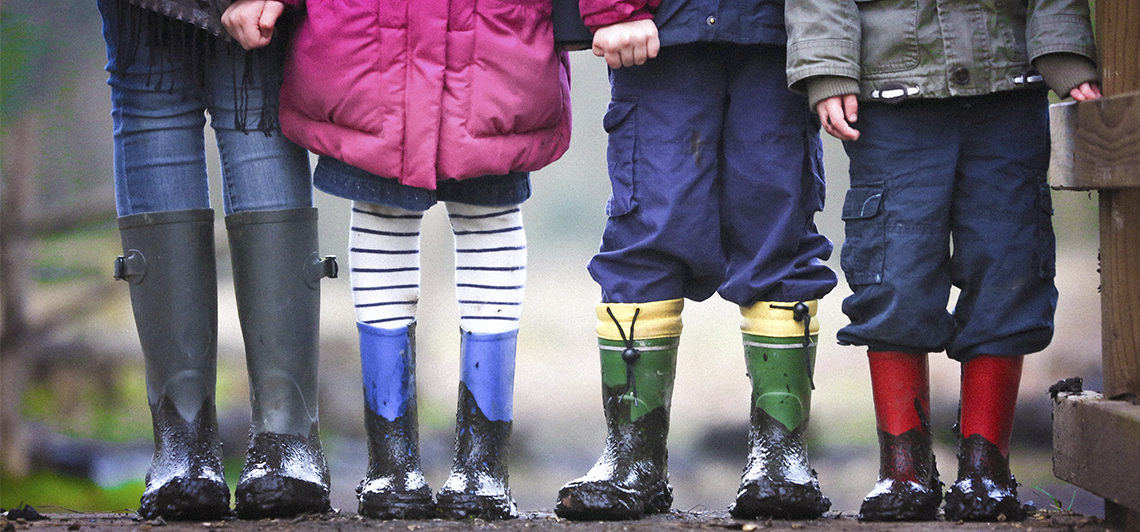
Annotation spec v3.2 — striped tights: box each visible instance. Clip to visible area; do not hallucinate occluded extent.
[349,201,526,334]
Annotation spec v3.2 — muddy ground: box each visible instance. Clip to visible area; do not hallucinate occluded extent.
[1,509,1108,532]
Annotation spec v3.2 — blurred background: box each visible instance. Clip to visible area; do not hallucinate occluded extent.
[0,0,1109,518]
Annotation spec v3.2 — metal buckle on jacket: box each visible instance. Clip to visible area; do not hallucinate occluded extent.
[1013,68,1044,85]
[870,82,920,104]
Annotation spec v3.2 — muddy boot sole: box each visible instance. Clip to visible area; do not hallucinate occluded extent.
[858,482,943,521]
[555,479,672,521]
[358,488,436,520]
[139,477,231,521]
[435,491,517,520]
[235,473,331,520]
[729,478,831,520]
[943,478,1026,522]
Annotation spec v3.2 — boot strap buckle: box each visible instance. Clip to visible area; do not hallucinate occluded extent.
[304,254,339,286]
[113,250,146,283]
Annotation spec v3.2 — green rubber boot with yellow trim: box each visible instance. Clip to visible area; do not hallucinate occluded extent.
[729,300,831,519]
[555,300,682,521]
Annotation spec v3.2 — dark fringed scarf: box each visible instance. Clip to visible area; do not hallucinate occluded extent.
[108,0,293,136]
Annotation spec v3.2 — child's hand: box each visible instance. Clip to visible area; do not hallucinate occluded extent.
[222,0,284,50]
[592,19,660,69]
[816,94,860,141]
[1069,82,1103,101]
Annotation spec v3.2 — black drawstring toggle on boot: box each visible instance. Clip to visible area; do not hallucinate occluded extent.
[606,307,641,402]
[769,302,815,390]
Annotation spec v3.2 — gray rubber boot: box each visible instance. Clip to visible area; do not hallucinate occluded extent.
[226,208,338,519]
[115,209,230,521]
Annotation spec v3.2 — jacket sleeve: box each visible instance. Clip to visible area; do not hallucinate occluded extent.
[1034,52,1100,96]
[785,0,862,93]
[579,0,660,32]
[1026,0,1096,63]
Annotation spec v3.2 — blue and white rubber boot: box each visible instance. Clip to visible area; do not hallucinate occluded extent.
[356,321,436,519]
[436,329,520,520]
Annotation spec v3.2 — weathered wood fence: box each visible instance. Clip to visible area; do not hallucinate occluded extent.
[1049,1,1140,530]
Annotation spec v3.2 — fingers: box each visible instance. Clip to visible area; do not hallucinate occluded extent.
[592,20,659,69]
[259,0,284,38]
[596,40,651,68]
[816,96,860,141]
[1070,82,1103,101]
[843,93,859,125]
[221,0,274,49]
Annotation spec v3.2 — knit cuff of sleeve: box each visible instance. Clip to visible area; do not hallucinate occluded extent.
[583,4,654,33]
[1034,53,1100,97]
[806,76,860,111]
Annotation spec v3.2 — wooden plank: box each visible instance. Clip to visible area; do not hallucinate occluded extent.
[1053,392,1140,511]
[1048,101,1079,189]
[1051,93,1140,190]
[1073,92,1140,189]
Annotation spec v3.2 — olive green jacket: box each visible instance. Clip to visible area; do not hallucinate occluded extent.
[785,0,1097,103]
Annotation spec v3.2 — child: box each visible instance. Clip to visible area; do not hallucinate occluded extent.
[553,0,838,521]
[223,0,572,520]
[785,0,1101,522]
[103,0,334,520]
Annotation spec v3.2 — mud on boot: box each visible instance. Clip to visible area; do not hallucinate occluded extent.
[234,428,331,519]
[557,475,673,521]
[858,429,943,521]
[945,355,1027,522]
[554,400,674,521]
[227,208,335,520]
[943,433,1026,522]
[555,302,680,521]
[436,330,520,520]
[357,404,435,519]
[116,210,231,521]
[730,303,829,520]
[728,412,830,519]
[356,322,435,520]
[433,395,520,521]
[139,399,231,521]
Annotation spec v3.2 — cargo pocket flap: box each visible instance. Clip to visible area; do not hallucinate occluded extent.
[604,100,638,217]
[842,187,883,221]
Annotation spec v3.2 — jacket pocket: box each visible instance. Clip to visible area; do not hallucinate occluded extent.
[841,186,885,285]
[997,1,1029,63]
[466,0,566,138]
[855,0,920,75]
[604,100,638,217]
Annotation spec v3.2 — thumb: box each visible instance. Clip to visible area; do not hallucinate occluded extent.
[259,1,284,35]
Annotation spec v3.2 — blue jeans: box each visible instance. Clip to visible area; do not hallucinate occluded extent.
[99,0,312,217]
[588,43,836,306]
[838,90,1056,361]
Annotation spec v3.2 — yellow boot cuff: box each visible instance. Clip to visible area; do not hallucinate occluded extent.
[740,300,819,338]
[596,299,684,341]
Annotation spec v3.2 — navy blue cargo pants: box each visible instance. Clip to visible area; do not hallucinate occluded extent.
[588,42,837,307]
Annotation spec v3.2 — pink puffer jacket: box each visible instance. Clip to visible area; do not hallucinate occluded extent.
[278,0,572,190]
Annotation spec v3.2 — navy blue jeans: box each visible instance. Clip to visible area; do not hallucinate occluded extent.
[838,90,1056,361]
[588,43,836,306]
[99,0,312,217]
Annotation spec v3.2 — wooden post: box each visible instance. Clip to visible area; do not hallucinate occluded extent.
[1095,0,1140,401]
[1050,1,1140,529]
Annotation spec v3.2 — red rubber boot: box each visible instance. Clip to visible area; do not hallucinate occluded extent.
[944,355,1026,522]
[859,351,942,521]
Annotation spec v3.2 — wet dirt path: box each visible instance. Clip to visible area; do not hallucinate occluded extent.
[1,509,1107,532]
